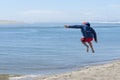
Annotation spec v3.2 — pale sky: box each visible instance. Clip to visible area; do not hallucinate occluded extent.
[0,0,120,23]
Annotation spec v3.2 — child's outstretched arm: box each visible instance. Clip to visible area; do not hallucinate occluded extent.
[64,25,83,29]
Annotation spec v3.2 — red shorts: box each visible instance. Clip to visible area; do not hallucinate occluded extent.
[80,38,93,42]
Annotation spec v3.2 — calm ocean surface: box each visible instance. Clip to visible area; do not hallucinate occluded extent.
[0,23,120,75]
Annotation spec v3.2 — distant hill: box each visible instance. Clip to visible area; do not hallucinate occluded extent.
[0,20,23,24]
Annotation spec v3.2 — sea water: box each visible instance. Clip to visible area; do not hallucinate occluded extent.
[0,23,120,75]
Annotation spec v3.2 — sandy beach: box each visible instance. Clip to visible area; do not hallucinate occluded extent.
[30,60,120,80]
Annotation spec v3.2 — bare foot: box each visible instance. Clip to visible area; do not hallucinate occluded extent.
[92,50,95,53]
[87,46,89,52]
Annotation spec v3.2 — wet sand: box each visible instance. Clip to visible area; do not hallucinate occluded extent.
[35,60,120,80]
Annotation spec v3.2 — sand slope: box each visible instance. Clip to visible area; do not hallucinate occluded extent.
[36,60,120,80]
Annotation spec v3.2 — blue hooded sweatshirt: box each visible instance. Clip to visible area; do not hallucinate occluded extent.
[68,24,97,42]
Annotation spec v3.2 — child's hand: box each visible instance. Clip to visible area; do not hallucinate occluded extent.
[64,25,69,28]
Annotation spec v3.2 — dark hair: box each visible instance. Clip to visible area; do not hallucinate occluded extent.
[85,22,90,26]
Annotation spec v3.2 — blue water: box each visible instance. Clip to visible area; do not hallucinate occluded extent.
[0,23,120,74]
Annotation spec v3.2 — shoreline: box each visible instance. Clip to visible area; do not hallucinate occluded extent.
[3,59,120,80]
[36,59,120,80]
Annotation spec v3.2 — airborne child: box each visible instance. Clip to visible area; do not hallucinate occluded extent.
[64,22,97,53]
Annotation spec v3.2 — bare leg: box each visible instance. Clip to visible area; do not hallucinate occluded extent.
[88,42,95,53]
[81,42,89,52]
